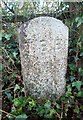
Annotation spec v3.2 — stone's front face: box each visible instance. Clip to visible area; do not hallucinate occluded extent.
[18,17,68,100]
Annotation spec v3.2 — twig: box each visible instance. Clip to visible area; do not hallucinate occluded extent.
[0,87,14,93]
[1,47,18,70]
[55,111,61,119]
[0,109,16,117]
[76,38,80,67]
[2,0,15,14]
[1,47,14,64]
[0,19,9,25]
[60,102,63,119]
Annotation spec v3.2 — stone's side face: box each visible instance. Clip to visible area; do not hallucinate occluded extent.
[18,16,68,100]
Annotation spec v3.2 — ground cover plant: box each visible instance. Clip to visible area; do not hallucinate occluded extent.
[1,1,83,120]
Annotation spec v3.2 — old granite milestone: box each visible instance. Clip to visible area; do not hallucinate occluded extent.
[18,16,68,101]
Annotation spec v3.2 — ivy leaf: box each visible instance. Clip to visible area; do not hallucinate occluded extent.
[36,105,45,116]
[77,91,83,97]
[72,81,82,91]
[13,97,26,107]
[6,115,14,120]
[61,96,67,102]
[80,52,83,57]
[13,98,20,107]
[0,66,4,71]
[21,88,25,93]
[14,84,20,92]
[44,100,51,110]
[68,64,76,72]
[80,105,83,110]
[11,73,16,78]
[66,91,72,97]
[66,85,72,91]
[74,107,79,113]
[77,20,83,27]
[44,100,51,114]
[13,52,18,58]
[27,97,35,108]
[5,34,12,40]
[75,17,79,22]
[70,76,75,82]
[16,114,28,119]
[78,68,83,76]
[5,90,13,101]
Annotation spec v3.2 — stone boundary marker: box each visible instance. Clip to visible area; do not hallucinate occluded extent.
[18,16,68,101]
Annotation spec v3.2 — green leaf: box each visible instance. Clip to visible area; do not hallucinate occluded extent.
[74,56,79,62]
[11,73,16,78]
[13,98,20,107]
[75,17,79,22]
[80,52,83,57]
[44,108,56,118]
[27,97,35,108]
[78,68,83,76]
[77,91,83,97]
[13,51,18,58]
[66,85,72,91]
[17,107,23,114]
[5,90,13,100]
[13,97,26,107]
[19,97,27,107]
[70,76,75,82]
[50,108,55,116]
[0,34,2,40]
[44,100,51,110]
[61,96,67,102]
[77,20,83,27]
[68,64,76,72]
[72,81,83,91]
[43,100,51,115]
[37,11,43,14]
[21,88,25,93]
[74,107,79,113]
[66,91,72,97]
[16,114,28,119]
[36,105,45,116]
[5,34,12,40]
[0,65,4,71]
[14,84,20,92]
[56,103,60,109]
[11,106,17,115]
[80,105,83,110]
[6,115,14,120]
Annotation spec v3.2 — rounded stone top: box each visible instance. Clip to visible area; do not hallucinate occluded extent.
[18,16,68,35]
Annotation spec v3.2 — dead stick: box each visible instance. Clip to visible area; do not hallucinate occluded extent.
[55,111,61,119]
[0,109,16,117]
[0,87,14,93]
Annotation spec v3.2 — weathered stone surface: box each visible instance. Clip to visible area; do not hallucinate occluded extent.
[18,16,68,101]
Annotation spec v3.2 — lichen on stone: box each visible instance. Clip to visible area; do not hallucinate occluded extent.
[18,16,68,101]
